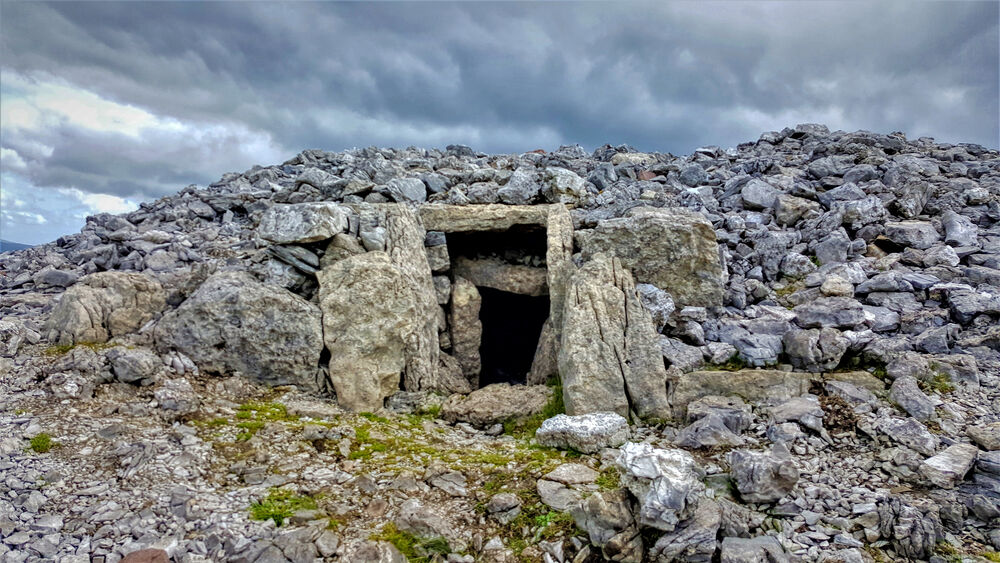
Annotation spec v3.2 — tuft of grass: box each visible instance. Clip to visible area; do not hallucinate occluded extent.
[595,467,621,491]
[248,488,318,527]
[371,522,450,563]
[29,433,55,453]
[359,412,389,424]
[233,402,298,440]
[922,371,955,394]
[43,341,113,356]
[982,551,1000,562]
[416,403,442,418]
[504,377,564,438]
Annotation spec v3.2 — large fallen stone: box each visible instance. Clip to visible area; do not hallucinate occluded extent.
[45,272,166,345]
[257,202,349,243]
[154,271,322,389]
[726,444,799,504]
[440,383,552,428]
[616,442,704,531]
[576,206,725,307]
[670,370,813,419]
[317,252,420,410]
[674,413,745,449]
[535,412,630,453]
[687,395,753,433]
[919,443,978,489]
[558,254,671,420]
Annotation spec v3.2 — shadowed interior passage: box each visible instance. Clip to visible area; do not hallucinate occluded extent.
[477,287,549,387]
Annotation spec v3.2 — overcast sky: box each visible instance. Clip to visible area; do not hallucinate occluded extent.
[1,1,997,245]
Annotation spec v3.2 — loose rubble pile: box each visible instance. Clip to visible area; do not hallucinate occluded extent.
[2,124,999,562]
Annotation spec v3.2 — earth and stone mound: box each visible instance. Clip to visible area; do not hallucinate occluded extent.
[2,124,1000,562]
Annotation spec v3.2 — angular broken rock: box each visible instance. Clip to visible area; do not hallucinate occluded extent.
[674,413,745,449]
[889,376,935,421]
[875,417,940,457]
[768,395,824,433]
[968,422,1000,451]
[793,297,865,329]
[649,497,721,562]
[154,271,323,390]
[877,496,942,560]
[616,442,704,531]
[258,202,349,243]
[570,489,642,563]
[45,271,166,345]
[782,327,848,372]
[727,444,799,504]
[919,443,978,489]
[534,412,629,454]
[107,347,162,385]
[687,395,753,433]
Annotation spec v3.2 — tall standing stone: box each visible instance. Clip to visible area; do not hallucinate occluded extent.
[450,276,482,383]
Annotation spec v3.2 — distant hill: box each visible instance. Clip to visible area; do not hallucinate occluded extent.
[0,239,32,253]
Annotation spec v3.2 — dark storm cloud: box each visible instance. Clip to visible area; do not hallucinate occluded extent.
[1,1,997,244]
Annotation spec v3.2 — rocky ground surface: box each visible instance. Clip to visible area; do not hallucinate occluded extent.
[2,124,1000,562]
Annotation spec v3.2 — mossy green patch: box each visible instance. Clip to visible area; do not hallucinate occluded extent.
[704,353,747,372]
[922,370,955,394]
[982,550,1000,562]
[29,433,55,453]
[596,467,621,490]
[248,488,318,527]
[43,341,114,356]
[371,522,451,562]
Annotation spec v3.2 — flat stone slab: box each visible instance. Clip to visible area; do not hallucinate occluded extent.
[419,204,550,232]
[671,370,814,418]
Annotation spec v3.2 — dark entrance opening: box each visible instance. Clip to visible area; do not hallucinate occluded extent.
[477,287,549,387]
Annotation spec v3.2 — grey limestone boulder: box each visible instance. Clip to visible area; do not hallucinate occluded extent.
[45,271,166,346]
[648,498,720,562]
[740,178,779,210]
[875,417,939,456]
[889,376,935,421]
[782,327,848,372]
[258,202,349,243]
[497,168,540,204]
[384,177,427,203]
[726,444,799,504]
[793,297,865,329]
[107,347,162,385]
[885,221,941,250]
[155,270,323,390]
[720,536,788,563]
[877,496,942,560]
[616,442,705,531]
[576,206,725,307]
[535,412,630,454]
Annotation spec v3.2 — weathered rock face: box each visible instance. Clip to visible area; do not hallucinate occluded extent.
[45,272,166,345]
[576,206,725,307]
[257,202,349,243]
[449,276,482,382]
[154,271,323,389]
[558,253,671,420]
[317,252,419,411]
